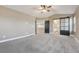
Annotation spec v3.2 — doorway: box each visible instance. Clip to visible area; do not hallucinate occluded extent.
[36,20,50,34]
[60,17,70,36]
[45,20,50,33]
[36,20,45,34]
[53,20,60,35]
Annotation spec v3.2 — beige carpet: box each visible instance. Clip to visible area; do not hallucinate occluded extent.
[0,34,79,53]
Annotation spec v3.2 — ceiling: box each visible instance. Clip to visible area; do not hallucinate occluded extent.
[4,5,78,18]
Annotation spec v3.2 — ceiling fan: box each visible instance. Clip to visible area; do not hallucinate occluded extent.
[34,5,53,13]
[40,5,52,12]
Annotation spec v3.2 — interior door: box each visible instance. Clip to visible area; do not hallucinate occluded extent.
[60,17,70,36]
[45,20,50,33]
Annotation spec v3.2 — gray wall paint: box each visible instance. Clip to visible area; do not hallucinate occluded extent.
[0,6,35,40]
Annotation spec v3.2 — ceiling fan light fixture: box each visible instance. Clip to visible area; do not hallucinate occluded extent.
[40,5,52,13]
[42,9,47,12]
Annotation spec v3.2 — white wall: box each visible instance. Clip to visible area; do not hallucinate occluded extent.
[74,7,79,39]
[0,6,35,40]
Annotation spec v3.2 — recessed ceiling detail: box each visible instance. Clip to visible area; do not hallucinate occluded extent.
[4,5,78,18]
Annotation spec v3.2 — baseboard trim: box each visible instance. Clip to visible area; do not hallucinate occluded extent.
[0,34,35,43]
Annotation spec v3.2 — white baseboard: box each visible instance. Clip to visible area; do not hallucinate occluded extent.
[0,33,35,43]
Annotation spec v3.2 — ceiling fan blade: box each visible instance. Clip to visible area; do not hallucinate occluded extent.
[41,5,46,9]
[47,6,52,8]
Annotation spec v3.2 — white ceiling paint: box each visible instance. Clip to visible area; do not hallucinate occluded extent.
[4,5,78,18]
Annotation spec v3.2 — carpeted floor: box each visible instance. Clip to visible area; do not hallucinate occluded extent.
[0,34,79,53]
